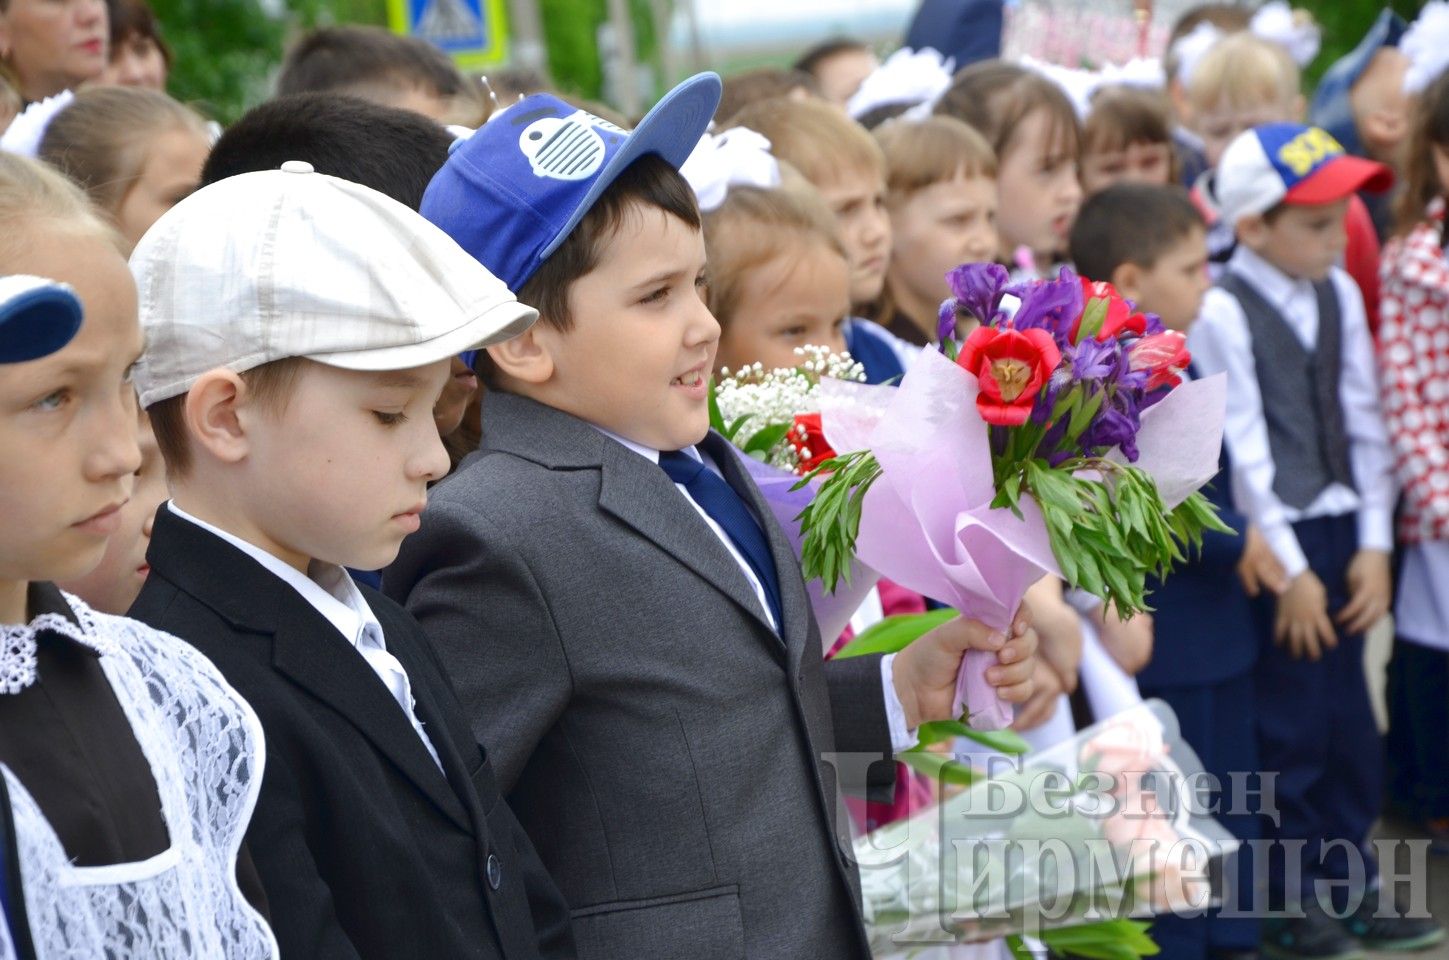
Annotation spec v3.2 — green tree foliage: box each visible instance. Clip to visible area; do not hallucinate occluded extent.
[1294,0,1424,86]
[151,0,385,123]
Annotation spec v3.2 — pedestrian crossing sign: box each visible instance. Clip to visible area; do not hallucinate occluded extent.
[387,0,507,69]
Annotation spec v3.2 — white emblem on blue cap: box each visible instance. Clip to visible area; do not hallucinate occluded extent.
[518,109,627,181]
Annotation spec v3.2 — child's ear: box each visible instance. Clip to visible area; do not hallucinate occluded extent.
[184,369,251,464]
[487,326,555,385]
[1235,213,1269,251]
[1110,262,1144,303]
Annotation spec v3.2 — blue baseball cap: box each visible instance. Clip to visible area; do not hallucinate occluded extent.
[1210,123,1394,224]
[0,275,83,364]
[421,72,722,292]
[1309,9,1408,157]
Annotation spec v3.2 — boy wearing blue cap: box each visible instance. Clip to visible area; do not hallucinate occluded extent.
[1192,124,1443,958]
[386,74,1040,959]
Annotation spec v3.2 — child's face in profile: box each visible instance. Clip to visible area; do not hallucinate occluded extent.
[1080,140,1172,195]
[433,355,479,438]
[888,172,998,311]
[995,107,1082,266]
[813,48,879,106]
[1238,198,1349,282]
[114,125,210,253]
[0,230,143,598]
[816,165,892,305]
[58,410,166,614]
[1120,227,1210,333]
[715,238,850,374]
[519,204,718,451]
[225,359,452,572]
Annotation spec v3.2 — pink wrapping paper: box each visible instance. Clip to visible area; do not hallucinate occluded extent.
[818,349,1227,730]
[730,448,883,646]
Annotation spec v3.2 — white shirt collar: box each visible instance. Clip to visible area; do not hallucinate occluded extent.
[591,425,702,465]
[166,501,383,652]
[1228,244,1313,309]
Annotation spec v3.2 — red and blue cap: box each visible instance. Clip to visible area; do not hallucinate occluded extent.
[0,275,82,364]
[1209,123,1394,224]
[421,73,722,293]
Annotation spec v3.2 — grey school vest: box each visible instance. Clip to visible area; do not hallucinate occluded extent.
[1216,271,1355,509]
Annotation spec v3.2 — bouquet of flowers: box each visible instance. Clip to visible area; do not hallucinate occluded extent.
[856,700,1242,956]
[708,346,881,644]
[798,264,1230,729]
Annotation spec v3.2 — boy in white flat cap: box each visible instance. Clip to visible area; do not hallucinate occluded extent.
[126,160,576,960]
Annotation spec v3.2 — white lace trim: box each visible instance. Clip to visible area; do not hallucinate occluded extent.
[1,598,119,695]
[3,593,278,958]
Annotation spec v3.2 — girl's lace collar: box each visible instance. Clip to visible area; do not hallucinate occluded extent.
[2,593,118,695]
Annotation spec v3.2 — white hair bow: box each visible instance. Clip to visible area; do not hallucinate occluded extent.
[679,127,780,212]
[846,47,955,121]
[1249,2,1321,71]
[1402,1,1449,94]
[1018,56,1164,120]
[1172,2,1321,88]
[0,91,75,159]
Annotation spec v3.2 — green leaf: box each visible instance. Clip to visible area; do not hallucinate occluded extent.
[907,719,1030,756]
[832,609,958,659]
[707,378,724,433]
[899,748,977,786]
[1006,936,1034,960]
[742,421,791,456]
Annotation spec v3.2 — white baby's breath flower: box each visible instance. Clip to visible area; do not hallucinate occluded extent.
[713,345,864,466]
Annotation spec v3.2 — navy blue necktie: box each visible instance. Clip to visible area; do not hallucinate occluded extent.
[659,450,784,631]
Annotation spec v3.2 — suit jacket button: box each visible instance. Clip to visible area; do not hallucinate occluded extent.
[486,853,502,890]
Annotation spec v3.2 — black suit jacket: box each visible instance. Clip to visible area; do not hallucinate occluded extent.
[129,505,575,960]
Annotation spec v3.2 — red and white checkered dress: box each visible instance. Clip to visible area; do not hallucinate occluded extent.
[1379,199,1449,545]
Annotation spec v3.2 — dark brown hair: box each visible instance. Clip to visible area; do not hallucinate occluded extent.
[1083,85,1172,156]
[147,358,308,477]
[1069,183,1204,281]
[1396,68,1449,237]
[107,0,173,69]
[933,60,1080,166]
[276,25,464,101]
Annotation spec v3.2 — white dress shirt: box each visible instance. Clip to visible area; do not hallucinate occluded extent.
[1188,246,1396,579]
[594,428,920,752]
[167,502,444,770]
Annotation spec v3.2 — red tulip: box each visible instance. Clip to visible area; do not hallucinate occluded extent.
[1129,332,1192,391]
[956,325,1062,426]
[789,412,836,474]
[1075,277,1149,342]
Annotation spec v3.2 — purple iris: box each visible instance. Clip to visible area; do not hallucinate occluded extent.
[945,262,1011,327]
[1006,267,1083,344]
[1070,337,1119,383]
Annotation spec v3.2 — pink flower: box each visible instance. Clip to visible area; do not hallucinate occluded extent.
[1129,331,1192,391]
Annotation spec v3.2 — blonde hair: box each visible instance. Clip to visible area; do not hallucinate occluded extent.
[0,151,121,264]
[874,115,996,201]
[39,87,209,217]
[703,175,846,327]
[727,98,885,187]
[1186,32,1299,111]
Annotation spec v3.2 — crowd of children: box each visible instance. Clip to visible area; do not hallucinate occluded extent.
[0,2,1447,959]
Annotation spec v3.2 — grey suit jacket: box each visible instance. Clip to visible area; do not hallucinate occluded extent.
[385,392,897,960]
